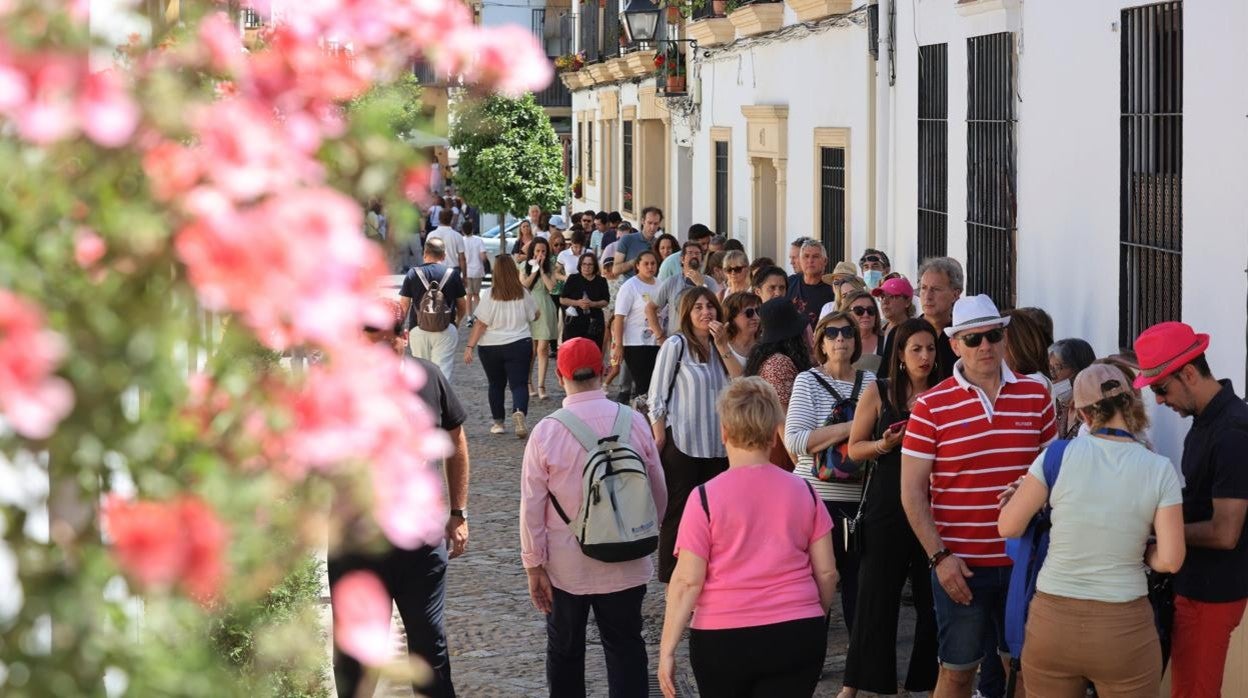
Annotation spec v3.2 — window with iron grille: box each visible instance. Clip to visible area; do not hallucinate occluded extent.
[577,122,584,182]
[918,43,948,264]
[622,121,634,212]
[819,147,847,263]
[714,141,729,235]
[1120,2,1183,347]
[587,122,594,182]
[966,32,1016,309]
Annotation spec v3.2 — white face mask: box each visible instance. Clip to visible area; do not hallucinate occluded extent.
[1051,378,1072,401]
[864,269,884,290]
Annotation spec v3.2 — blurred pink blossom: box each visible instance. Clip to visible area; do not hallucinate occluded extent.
[74,228,106,268]
[332,571,391,666]
[78,69,139,148]
[372,450,449,549]
[0,290,73,439]
[102,494,229,604]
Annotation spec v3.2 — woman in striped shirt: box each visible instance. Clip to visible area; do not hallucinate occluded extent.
[785,309,875,630]
[649,287,731,583]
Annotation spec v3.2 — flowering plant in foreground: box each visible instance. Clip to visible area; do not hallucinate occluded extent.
[0,1,549,695]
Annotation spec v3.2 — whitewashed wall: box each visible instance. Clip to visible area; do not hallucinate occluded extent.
[888,0,1248,462]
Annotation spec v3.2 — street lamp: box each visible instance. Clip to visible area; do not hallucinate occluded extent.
[621,0,661,45]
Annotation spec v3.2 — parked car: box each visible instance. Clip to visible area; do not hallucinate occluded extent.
[482,218,522,259]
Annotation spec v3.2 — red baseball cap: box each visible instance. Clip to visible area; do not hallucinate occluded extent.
[556,337,604,379]
[1131,321,1210,389]
[871,276,914,299]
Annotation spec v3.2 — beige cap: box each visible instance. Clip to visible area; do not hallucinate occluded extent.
[1072,362,1132,409]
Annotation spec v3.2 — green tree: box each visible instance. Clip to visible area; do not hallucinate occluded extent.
[450,93,565,231]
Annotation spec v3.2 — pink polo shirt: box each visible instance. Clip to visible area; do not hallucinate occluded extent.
[675,464,833,630]
[520,389,667,595]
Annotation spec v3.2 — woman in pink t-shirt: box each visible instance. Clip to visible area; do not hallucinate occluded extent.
[658,377,839,698]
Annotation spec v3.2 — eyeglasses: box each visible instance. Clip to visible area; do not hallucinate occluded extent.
[1151,375,1178,397]
[823,325,856,340]
[850,305,878,317]
[958,328,1006,347]
[742,307,758,319]
[725,265,746,274]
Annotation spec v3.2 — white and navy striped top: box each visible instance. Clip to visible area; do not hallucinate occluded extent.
[648,334,729,459]
[785,367,877,502]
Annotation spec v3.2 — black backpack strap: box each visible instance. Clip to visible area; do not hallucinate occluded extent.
[804,480,817,504]
[698,484,709,519]
[850,370,865,400]
[549,494,572,525]
[808,369,846,403]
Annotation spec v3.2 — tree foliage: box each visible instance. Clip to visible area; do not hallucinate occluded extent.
[450,93,565,216]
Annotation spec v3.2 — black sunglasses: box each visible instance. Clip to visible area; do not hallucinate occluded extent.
[823,325,856,340]
[1151,375,1177,397]
[861,255,884,264]
[725,265,746,274]
[742,307,758,319]
[850,305,878,317]
[958,328,1006,347]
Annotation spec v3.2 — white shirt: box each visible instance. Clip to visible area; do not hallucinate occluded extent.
[613,276,660,346]
[462,235,486,279]
[475,289,537,346]
[557,248,585,277]
[427,226,465,268]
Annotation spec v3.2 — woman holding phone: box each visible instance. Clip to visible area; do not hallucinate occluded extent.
[837,318,942,698]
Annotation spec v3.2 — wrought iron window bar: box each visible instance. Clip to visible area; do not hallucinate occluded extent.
[655,38,696,97]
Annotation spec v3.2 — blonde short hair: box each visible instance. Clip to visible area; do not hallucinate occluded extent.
[717,377,785,451]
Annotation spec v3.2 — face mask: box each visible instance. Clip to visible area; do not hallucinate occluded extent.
[864,269,884,290]
[1051,378,1072,401]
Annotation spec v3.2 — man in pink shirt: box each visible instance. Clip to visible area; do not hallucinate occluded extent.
[520,338,667,696]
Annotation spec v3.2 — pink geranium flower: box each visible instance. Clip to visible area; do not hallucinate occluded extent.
[0,290,73,439]
[102,494,229,604]
[332,571,392,666]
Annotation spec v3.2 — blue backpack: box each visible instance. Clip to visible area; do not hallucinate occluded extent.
[1003,438,1069,694]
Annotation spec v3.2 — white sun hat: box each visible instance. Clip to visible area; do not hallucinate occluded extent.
[945,294,1011,338]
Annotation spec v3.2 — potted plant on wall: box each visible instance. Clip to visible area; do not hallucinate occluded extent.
[655,44,686,93]
[572,176,583,199]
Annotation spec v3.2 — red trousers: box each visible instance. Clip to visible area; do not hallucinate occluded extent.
[1170,594,1247,698]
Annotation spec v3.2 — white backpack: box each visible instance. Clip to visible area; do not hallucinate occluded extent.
[548,406,659,563]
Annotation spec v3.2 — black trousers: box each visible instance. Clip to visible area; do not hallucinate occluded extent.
[826,499,861,631]
[327,542,454,698]
[842,519,939,694]
[689,616,828,697]
[546,584,648,698]
[477,338,532,420]
[622,345,660,397]
[657,430,728,583]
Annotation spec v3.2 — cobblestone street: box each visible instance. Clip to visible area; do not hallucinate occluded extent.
[381,328,922,697]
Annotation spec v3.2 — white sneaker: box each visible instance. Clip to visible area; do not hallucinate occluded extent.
[513,411,528,439]
[490,421,505,435]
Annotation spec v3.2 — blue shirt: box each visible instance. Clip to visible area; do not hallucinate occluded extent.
[616,233,657,277]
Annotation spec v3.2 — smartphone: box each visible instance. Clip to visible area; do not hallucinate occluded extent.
[887,419,908,433]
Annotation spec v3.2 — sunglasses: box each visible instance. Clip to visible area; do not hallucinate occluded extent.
[741,307,758,319]
[861,255,884,265]
[958,328,1006,347]
[823,325,856,340]
[850,305,878,317]
[1151,375,1177,397]
[725,265,746,274]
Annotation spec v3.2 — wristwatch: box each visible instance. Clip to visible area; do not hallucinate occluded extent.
[450,509,467,521]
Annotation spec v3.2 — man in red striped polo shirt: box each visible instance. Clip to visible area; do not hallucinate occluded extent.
[900,294,1056,698]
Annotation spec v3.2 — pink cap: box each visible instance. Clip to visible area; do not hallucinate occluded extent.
[871,276,914,298]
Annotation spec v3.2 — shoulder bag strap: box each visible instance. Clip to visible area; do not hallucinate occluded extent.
[1041,439,1071,504]
[698,484,709,519]
[664,335,687,409]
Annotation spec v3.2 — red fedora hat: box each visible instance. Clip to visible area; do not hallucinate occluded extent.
[1131,321,1210,389]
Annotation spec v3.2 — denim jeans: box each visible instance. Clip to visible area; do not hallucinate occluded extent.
[930,565,1011,670]
[328,542,454,698]
[477,338,532,420]
[546,584,648,697]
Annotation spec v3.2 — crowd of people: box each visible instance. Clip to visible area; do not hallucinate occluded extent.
[378,199,1247,698]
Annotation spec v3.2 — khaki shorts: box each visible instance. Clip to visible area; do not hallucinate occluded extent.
[465,276,483,296]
